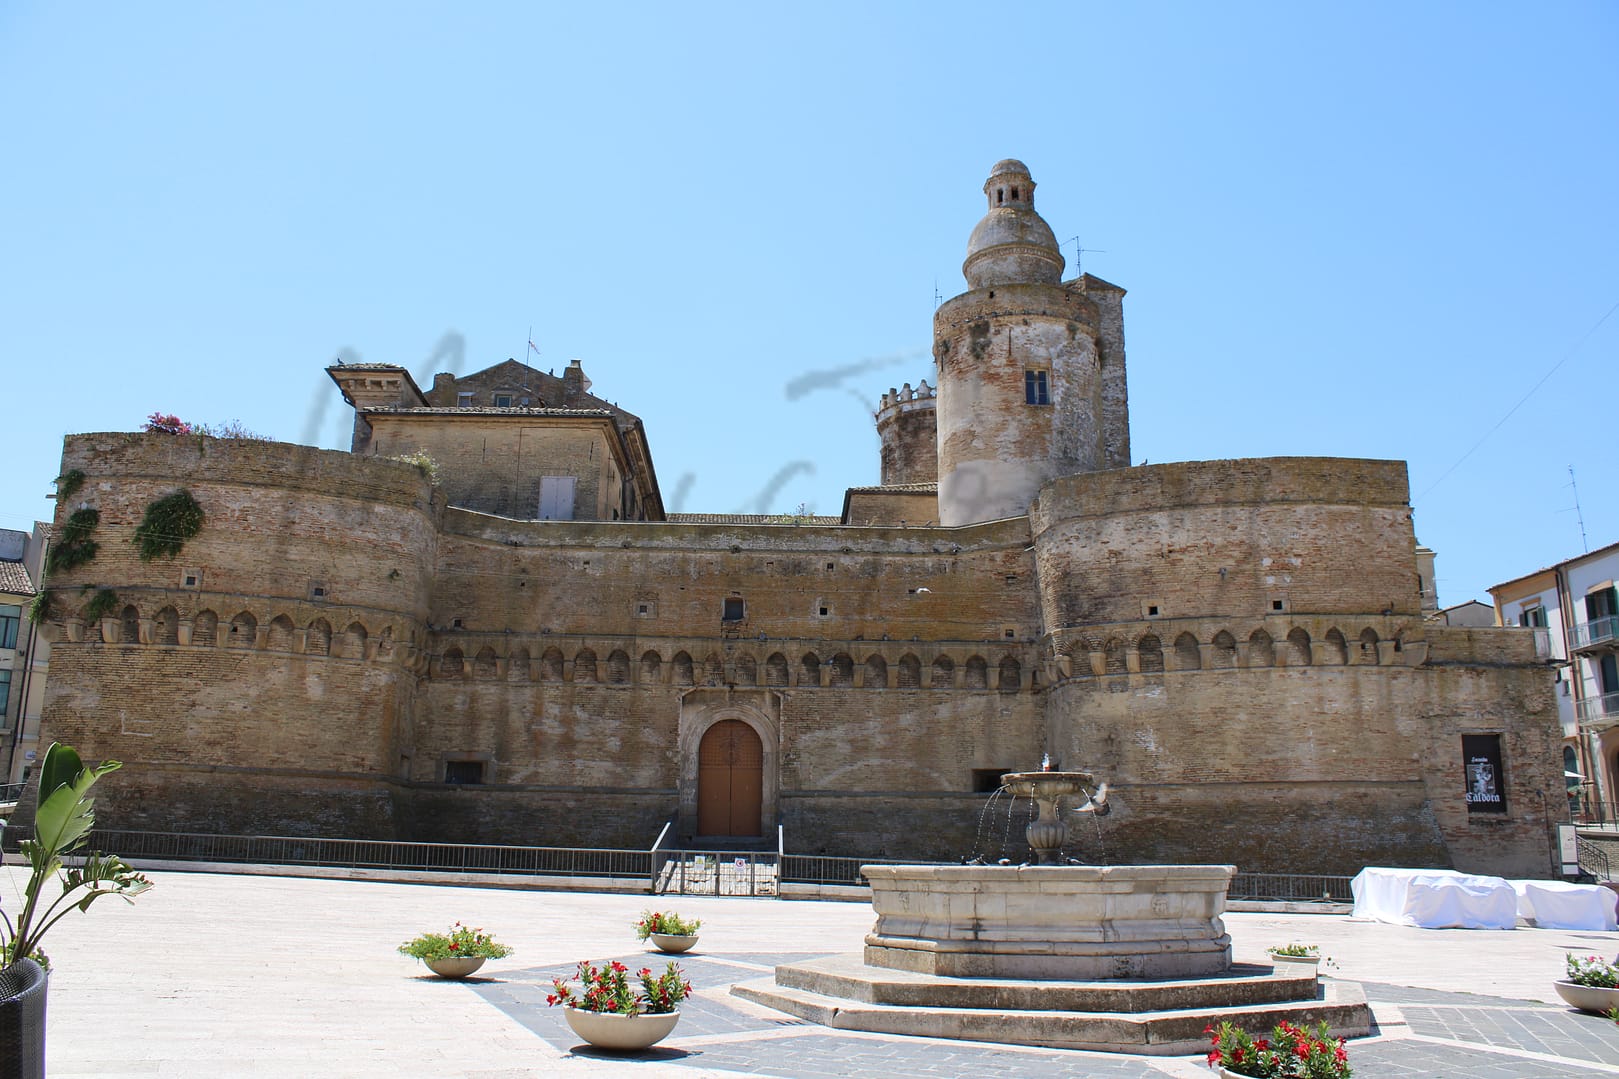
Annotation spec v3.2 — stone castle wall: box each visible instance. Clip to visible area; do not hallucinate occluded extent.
[26,435,1562,875]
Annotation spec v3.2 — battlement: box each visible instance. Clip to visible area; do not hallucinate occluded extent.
[876,380,936,419]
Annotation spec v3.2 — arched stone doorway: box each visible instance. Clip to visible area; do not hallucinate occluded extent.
[677,689,780,844]
[697,719,763,837]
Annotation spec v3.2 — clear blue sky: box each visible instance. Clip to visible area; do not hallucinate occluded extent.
[2,2,1614,606]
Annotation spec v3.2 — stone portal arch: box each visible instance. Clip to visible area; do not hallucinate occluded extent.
[678,691,780,842]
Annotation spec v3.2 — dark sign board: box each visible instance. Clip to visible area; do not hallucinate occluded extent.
[1463,734,1506,814]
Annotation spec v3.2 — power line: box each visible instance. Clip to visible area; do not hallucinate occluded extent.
[1417,296,1619,500]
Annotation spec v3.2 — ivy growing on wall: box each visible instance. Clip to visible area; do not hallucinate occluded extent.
[133,489,204,561]
[83,588,118,624]
[28,589,52,624]
[47,507,101,574]
[54,468,86,502]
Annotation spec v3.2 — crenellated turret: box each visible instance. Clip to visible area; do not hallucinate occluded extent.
[875,380,938,485]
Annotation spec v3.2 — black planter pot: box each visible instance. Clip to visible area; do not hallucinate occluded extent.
[0,957,48,1079]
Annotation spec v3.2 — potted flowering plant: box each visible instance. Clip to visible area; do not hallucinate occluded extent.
[1205,1018,1351,1078]
[546,959,692,1050]
[1555,953,1619,1014]
[635,910,701,953]
[397,922,513,979]
[1266,942,1324,975]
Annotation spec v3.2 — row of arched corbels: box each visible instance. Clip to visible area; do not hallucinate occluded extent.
[433,643,1029,691]
[58,604,402,663]
[1051,623,1425,678]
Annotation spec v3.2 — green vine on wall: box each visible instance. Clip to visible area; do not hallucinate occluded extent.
[54,469,86,502]
[47,507,101,574]
[83,588,118,623]
[28,589,52,624]
[133,489,204,561]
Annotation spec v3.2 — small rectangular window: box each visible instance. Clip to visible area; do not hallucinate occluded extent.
[1024,370,1050,405]
[1519,607,1547,628]
[445,760,485,785]
[819,606,830,617]
[493,394,513,407]
[0,605,19,650]
[972,768,1009,793]
[457,392,475,407]
[722,597,745,622]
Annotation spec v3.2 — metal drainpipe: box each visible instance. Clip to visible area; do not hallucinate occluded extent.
[4,598,41,784]
[1559,564,1605,818]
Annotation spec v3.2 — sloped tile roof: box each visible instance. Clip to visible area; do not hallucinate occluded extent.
[0,560,36,597]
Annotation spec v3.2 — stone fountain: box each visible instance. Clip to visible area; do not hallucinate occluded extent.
[733,769,1371,1054]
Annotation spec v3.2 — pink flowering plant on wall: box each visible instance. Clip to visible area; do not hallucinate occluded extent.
[546,959,692,1014]
[143,412,192,435]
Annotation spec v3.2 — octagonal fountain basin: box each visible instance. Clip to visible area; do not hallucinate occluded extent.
[863,863,1235,980]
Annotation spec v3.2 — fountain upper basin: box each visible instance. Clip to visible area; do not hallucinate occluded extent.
[1000,770,1094,799]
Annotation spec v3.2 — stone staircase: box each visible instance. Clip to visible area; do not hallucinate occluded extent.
[732,955,1369,1055]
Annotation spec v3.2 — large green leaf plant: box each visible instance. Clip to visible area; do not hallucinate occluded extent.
[2,743,152,969]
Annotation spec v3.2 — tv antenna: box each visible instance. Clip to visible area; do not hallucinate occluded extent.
[933,280,942,310]
[1569,466,1590,552]
[1067,236,1107,276]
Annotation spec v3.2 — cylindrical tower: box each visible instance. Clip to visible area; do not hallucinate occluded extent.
[934,160,1128,527]
[875,380,938,485]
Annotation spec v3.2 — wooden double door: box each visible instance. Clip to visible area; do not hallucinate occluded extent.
[696,719,763,837]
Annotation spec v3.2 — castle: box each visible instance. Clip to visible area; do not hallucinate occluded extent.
[29,160,1562,875]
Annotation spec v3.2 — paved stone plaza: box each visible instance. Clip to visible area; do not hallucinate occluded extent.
[6,866,1619,1077]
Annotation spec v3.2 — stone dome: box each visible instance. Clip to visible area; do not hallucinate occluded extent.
[962,159,1065,288]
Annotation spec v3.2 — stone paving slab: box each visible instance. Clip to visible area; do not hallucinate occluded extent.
[10,865,1619,1077]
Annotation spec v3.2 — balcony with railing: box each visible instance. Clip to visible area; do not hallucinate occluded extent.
[1577,691,1619,726]
[1573,615,1619,653]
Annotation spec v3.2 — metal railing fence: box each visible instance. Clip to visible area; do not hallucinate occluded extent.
[1573,615,1619,651]
[1577,837,1612,881]
[1227,872,1354,903]
[1576,692,1619,724]
[1569,800,1619,826]
[0,827,1400,903]
[0,827,653,880]
[0,782,23,806]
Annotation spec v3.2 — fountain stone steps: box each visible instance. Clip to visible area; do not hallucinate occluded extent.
[769,953,1321,1012]
[731,961,1371,1055]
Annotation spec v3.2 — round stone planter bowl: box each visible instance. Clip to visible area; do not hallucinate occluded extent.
[1554,980,1619,1014]
[562,1007,681,1051]
[424,956,486,979]
[650,933,698,954]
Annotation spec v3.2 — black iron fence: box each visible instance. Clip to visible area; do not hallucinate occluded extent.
[0,827,653,880]
[0,826,1360,903]
[1227,872,1354,903]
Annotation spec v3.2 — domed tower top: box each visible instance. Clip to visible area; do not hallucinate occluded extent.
[962,159,1065,288]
